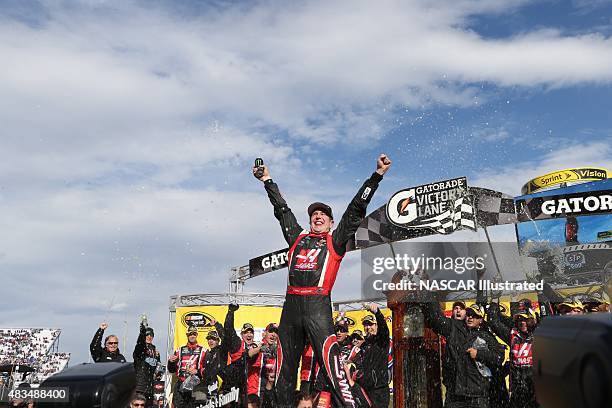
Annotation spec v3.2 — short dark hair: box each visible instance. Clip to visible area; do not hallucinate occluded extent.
[295,390,314,404]
[247,394,261,407]
[131,393,147,403]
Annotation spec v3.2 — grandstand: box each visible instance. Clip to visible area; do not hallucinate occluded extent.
[0,328,70,388]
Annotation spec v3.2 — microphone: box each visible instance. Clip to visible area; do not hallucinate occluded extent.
[254,158,265,179]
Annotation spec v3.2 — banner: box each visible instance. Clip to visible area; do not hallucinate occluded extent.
[516,189,612,222]
[174,305,283,349]
[249,248,289,277]
[355,186,516,250]
[386,177,476,235]
[521,167,608,195]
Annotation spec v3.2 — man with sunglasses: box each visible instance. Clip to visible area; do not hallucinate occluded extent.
[130,395,147,408]
[424,302,503,408]
[254,154,392,408]
[352,304,390,408]
[90,322,126,363]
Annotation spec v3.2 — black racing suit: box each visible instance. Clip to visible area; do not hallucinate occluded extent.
[487,303,539,408]
[90,328,126,363]
[221,308,253,406]
[423,302,503,408]
[264,172,384,408]
[133,324,160,404]
[200,322,225,397]
[353,310,390,408]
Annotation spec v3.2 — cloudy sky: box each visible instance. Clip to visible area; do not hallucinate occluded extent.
[1,0,612,364]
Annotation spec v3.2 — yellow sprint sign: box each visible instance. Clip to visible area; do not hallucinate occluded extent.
[521,167,608,195]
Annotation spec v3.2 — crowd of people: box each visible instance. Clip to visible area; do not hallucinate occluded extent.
[163,301,391,408]
[0,329,61,366]
[0,329,69,390]
[423,285,610,408]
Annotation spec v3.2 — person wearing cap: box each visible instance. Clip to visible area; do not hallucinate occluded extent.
[90,322,127,363]
[350,330,365,349]
[451,301,467,321]
[487,303,539,408]
[352,303,390,407]
[220,304,257,405]
[246,322,279,400]
[556,299,584,315]
[200,319,225,399]
[133,322,160,406]
[335,318,353,363]
[168,326,205,408]
[424,301,503,408]
[254,154,392,408]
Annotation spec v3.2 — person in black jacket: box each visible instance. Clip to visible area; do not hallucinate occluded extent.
[200,320,225,398]
[424,302,503,408]
[133,324,160,406]
[487,304,539,408]
[90,322,126,363]
[353,303,390,407]
[254,154,391,408]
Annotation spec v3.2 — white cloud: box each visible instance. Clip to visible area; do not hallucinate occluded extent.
[2,0,612,364]
[472,141,612,195]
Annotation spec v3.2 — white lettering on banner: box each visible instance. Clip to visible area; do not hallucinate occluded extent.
[261,252,288,269]
[540,194,612,215]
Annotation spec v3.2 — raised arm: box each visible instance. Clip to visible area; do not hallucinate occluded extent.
[332,154,391,255]
[253,163,303,245]
[486,303,512,345]
[223,304,242,354]
[422,301,453,338]
[90,322,107,362]
[133,323,146,361]
[369,303,390,350]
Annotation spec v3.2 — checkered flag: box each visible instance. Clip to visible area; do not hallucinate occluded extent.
[416,196,476,234]
[354,187,517,249]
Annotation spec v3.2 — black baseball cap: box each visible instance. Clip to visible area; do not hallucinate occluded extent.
[452,301,466,309]
[206,330,220,340]
[145,327,155,337]
[186,326,198,335]
[265,323,278,333]
[241,323,254,333]
[308,202,333,220]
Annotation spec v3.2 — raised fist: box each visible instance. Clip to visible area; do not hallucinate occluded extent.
[100,322,108,330]
[228,303,240,312]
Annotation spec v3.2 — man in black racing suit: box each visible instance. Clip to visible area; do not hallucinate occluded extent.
[133,324,160,406]
[253,154,392,408]
[353,304,390,408]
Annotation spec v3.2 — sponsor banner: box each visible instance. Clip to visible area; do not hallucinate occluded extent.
[516,189,612,222]
[597,230,612,241]
[197,387,240,408]
[249,248,289,277]
[174,305,282,349]
[538,243,612,278]
[521,167,609,195]
[354,186,515,250]
[386,177,476,235]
